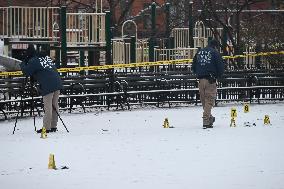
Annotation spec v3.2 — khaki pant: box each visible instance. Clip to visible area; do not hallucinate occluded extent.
[42,90,60,130]
[198,79,217,125]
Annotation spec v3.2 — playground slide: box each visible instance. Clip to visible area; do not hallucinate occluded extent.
[0,54,22,71]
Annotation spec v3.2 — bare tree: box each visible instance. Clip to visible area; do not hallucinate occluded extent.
[199,0,268,54]
[105,0,136,37]
[167,0,188,28]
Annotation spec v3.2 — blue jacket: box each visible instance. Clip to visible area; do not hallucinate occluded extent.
[20,56,63,96]
[192,46,224,79]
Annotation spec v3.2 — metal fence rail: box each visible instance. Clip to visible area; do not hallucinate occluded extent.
[0,70,283,120]
[154,48,198,61]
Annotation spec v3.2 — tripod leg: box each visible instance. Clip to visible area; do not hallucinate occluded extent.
[12,108,21,134]
[31,99,37,132]
[33,115,36,132]
[53,105,69,133]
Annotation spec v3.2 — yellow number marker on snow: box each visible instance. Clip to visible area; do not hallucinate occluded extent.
[231,108,237,118]
[40,127,47,139]
[244,104,249,113]
[163,118,169,128]
[264,115,270,125]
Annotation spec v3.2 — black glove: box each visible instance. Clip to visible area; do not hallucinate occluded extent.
[208,74,216,84]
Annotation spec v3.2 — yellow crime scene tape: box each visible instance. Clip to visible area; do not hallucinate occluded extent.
[0,51,283,77]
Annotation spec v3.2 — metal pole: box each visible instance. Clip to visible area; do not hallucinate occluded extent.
[105,11,114,91]
[151,2,156,36]
[80,51,85,75]
[55,48,60,68]
[188,1,194,48]
[60,6,67,68]
[130,36,136,63]
[105,11,112,65]
[165,3,170,38]
[88,51,94,66]
[149,2,156,63]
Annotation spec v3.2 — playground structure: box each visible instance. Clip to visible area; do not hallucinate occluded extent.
[0,3,279,71]
[0,3,283,120]
[0,4,202,74]
[0,5,106,68]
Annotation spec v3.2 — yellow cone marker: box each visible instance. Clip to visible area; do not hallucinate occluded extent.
[48,154,56,169]
[264,115,270,125]
[40,127,47,139]
[244,103,249,113]
[163,118,169,128]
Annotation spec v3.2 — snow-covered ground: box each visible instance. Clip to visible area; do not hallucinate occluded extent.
[1,102,284,189]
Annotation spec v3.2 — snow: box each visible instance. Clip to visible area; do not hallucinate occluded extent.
[1,102,284,189]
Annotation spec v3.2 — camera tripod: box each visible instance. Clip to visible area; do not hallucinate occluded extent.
[12,77,69,134]
[12,77,39,134]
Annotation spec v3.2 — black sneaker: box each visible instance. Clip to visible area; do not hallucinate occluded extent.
[203,125,213,129]
[207,124,213,128]
[36,128,50,133]
[50,128,57,132]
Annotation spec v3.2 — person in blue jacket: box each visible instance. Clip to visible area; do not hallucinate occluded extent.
[20,45,63,133]
[192,39,224,129]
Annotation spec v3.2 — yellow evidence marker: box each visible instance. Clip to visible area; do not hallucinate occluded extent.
[48,154,56,169]
[244,103,250,113]
[264,115,271,125]
[231,107,237,118]
[40,127,47,139]
[163,118,169,128]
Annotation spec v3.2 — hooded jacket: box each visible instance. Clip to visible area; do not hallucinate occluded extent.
[192,42,224,79]
[20,55,63,96]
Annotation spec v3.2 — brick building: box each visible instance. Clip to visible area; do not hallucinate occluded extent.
[0,0,281,38]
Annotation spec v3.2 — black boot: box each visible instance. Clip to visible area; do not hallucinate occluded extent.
[50,128,58,132]
[203,124,213,129]
[36,128,50,133]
